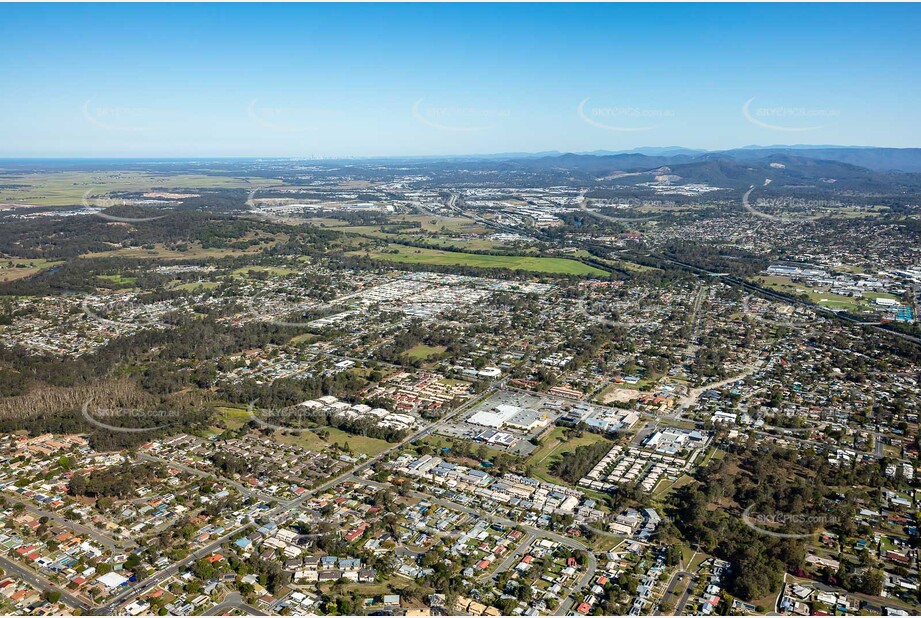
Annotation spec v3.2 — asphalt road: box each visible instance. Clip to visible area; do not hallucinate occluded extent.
[659,570,696,616]
[478,532,535,584]
[98,385,500,615]
[0,554,93,612]
[98,525,251,615]
[874,432,886,458]
[265,383,499,523]
[204,592,265,615]
[6,495,129,552]
[343,474,597,616]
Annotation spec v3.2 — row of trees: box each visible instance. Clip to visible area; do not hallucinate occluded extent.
[550,440,614,484]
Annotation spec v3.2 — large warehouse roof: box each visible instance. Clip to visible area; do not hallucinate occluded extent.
[468,404,520,428]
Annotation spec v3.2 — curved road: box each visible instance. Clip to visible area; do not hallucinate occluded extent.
[204,593,265,616]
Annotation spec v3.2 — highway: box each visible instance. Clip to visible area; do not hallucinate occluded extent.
[649,253,921,347]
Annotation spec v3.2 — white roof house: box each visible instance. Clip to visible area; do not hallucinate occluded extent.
[97,571,128,590]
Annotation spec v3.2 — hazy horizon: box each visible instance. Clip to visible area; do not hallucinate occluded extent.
[1,143,920,164]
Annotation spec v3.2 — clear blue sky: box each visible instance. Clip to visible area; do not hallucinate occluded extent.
[1,3,918,157]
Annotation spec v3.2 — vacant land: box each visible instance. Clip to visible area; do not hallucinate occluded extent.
[396,215,490,234]
[97,274,138,286]
[274,426,391,458]
[351,244,608,276]
[212,405,253,431]
[210,406,392,457]
[329,215,519,252]
[171,281,221,291]
[288,333,321,345]
[596,383,641,404]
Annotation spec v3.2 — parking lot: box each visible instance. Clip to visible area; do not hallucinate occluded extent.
[436,389,567,457]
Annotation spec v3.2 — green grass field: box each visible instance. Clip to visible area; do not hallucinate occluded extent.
[97,274,138,286]
[0,171,277,207]
[210,405,392,457]
[699,447,725,466]
[351,244,608,276]
[404,343,446,360]
[288,333,321,345]
[652,473,695,499]
[171,281,221,291]
[274,426,391,457]
[755,274,902,313]
[528,427,614,484]
[213,405,253,430]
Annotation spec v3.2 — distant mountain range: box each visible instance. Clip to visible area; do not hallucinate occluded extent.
[496,147,921,191]
[7,147,921,192]
[497,146,921,173]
